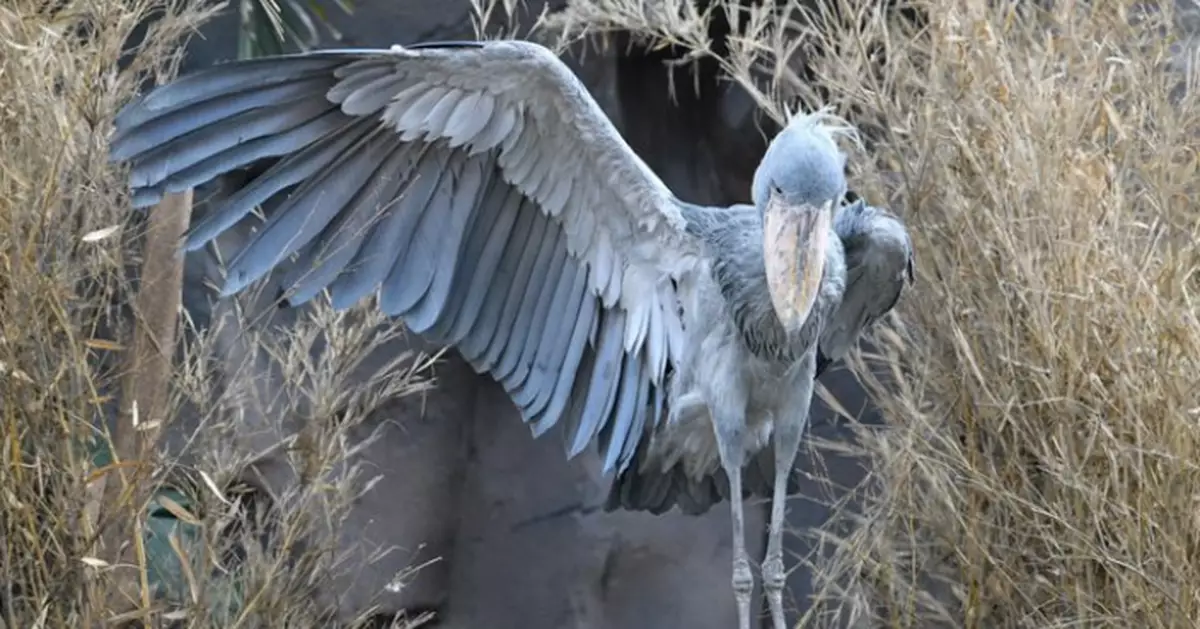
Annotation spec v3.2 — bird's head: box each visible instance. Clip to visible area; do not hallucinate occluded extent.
[752,107,859,334]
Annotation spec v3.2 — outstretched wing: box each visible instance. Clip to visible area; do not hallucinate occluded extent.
[110,39,704,476]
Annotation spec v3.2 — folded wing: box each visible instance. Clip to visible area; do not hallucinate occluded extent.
[110,39,704,475]
[815,199,914,375]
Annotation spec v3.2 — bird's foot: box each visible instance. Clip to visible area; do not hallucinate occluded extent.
[732,554,754,629]
[763,554,787,629]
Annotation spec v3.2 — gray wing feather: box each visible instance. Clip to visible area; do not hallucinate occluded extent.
[327,64,396,106]
[457,191,532,358]
[184,114,373,249]
[110,76,336,162]
[571,310,626,456]
[326,144,447,310]
[530,262,594,434]
[223,127,396,294]
[424,172,512,344]
[618,368,652,473]
[509,235,569,398]
[111,40,708,479]
[116,55,348,129]
[378,149,459,316]
[514,259,570,418]
[157,110,344,197]
[398,151,491,326]
[498,227,562,383]
[129,98,338,190]
[599,352,642,472]
[487,213,551,376]
[384,150,487,321]
[528,261,590,413]
[459,196,538,365]
[816,200,914,370]
[283,143,416,305]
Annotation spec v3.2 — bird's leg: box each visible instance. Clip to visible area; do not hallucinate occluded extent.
[713,410,753,629]
[763,420,802,629]
[763,353,819,629]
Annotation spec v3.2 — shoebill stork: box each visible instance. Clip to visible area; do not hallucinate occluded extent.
[109,39,914,629]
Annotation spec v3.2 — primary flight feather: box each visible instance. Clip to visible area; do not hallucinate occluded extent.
[109,39,914,629]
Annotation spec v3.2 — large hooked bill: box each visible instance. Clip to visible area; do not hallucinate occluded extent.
[762,195,834,333]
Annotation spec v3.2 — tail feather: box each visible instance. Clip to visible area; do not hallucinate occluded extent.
[605,444,795,516]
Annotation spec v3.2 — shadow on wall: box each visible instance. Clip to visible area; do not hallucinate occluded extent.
[119,0,897,627]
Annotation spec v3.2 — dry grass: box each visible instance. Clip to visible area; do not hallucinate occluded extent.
[810,3,1200,627]
[543,0,1200,627]
[0,1,436,627]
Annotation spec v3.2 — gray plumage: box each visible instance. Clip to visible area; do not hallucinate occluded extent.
[109,39,914,629]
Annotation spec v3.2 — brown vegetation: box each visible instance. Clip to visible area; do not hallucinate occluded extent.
[3,0,1199,627]
[808,3,1200,627]
[1,1,434,627]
